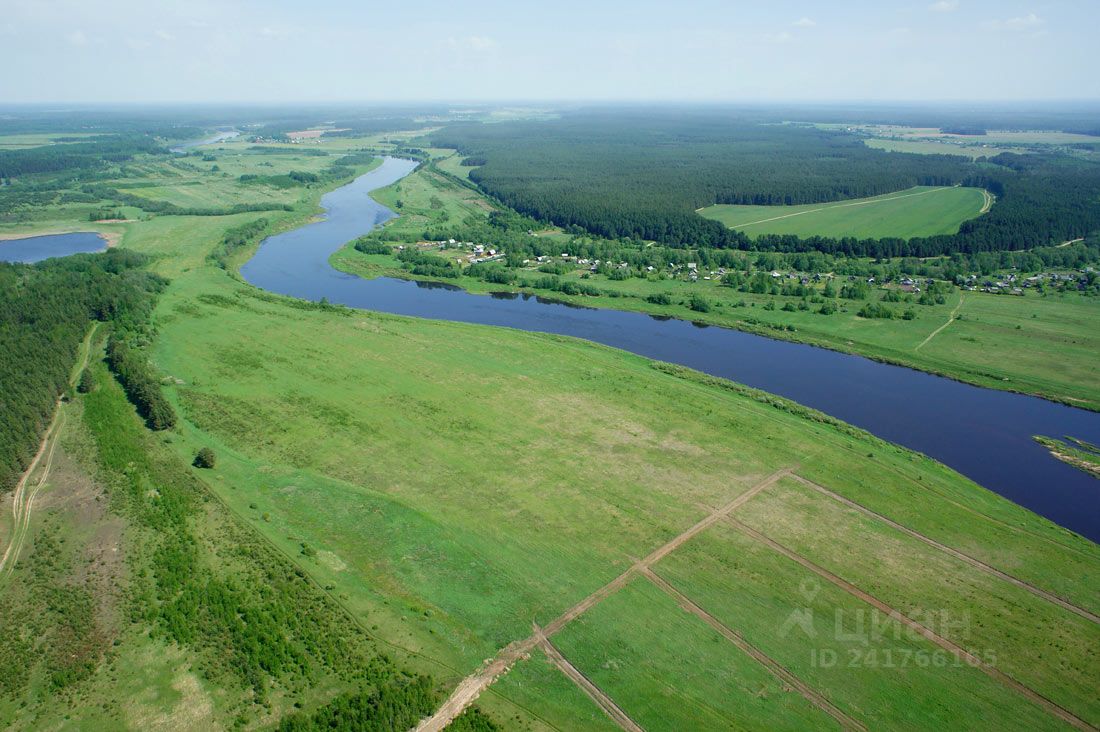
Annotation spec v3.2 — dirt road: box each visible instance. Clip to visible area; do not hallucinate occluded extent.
[640,566,863,731]
[535,626,644,732]
[915,295,964,351]
[414,468,793,731]
[0,324,96,581]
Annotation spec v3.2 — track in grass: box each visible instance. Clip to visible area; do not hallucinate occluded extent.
[698,185,987,239]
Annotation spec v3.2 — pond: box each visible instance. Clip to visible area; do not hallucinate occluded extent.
[0,232,107,263]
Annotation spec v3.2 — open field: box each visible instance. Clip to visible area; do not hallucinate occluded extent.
[0,132,103,150]
[823,124,1100,146]
[698,185,988,239]
[863,138,1018,158]
[3,127,1099,729]
[142,233,1100,728]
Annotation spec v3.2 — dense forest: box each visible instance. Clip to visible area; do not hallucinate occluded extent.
[0,249,165,493]
[431,112,1100,256]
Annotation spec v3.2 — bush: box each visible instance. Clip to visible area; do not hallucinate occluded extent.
[688,292,711,312]
[193,447,216,469]
[646,292,672,305]
[77,369,95,394]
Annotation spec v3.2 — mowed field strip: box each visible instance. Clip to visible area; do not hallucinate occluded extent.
[698,185,988,239]
[416,466,1095,731]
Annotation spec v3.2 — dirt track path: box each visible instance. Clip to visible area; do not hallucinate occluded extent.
[725,516,1095,732]
[640,567,862,731]
[0,325,96,581]
[535,626,644,732]
[731,187,954,229]
[979,189,995,214]
[414,468,793,731]
[915,295,964,351]
[790,474,1100,625]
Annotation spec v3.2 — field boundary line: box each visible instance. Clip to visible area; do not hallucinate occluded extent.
[534,625,644,732]
[790,474,1100,625]
[415,467,793,730]
[725,516,1096,731]
[640,566,863,731]
[915,295,964,351]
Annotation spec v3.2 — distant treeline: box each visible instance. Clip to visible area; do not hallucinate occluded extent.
[752,154,1100,257]
[0,134,164,180]
[0,249,165,493]
[81,183,292,216]
[432,112,1100,256]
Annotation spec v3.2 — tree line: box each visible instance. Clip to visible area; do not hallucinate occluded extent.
[430,112,1100,256]
[0,249,165,493]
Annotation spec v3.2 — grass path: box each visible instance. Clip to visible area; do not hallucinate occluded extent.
[416,461,1097,731]
[727,186,955,229]
[979,188,995,214]
[915,294,965,351]
[639,566,864,731]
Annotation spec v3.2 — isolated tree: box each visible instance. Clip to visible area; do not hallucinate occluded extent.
[193,447,216,469]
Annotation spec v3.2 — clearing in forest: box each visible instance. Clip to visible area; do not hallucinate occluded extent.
[698,185,987,239]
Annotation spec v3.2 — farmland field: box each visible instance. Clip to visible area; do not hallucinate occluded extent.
[698,185,988,239]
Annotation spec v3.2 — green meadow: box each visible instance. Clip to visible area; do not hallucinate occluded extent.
[697,185,988,239]
[3,132,1099,729]
[144,253,1099,729]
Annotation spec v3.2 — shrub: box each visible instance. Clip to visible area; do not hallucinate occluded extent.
[688,292,711,312]
[193,447,216,469]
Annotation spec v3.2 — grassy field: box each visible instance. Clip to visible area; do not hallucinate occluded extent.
[863,138,1017,158]
[143,255,1099,729]
[697,185,988,239]
[4,131,1099,729]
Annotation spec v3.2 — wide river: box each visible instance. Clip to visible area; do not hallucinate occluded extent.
[241,157,1100,541]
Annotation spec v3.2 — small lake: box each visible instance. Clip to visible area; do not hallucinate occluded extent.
[241,157,1100,542]
[0,232,106,263]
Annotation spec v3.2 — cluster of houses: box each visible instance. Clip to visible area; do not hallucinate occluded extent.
[959,269,1095,294]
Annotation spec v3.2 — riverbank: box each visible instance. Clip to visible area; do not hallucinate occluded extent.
[329,155,1100,412]
[333,246,1100,412]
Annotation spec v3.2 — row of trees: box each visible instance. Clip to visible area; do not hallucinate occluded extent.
[0,134,164,180]
[104,337,176,430]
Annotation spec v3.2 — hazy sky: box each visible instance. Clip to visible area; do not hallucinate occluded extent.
[3,0,1097,103]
